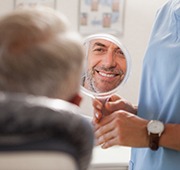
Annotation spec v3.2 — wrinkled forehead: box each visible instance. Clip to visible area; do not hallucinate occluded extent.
[89,39,119,49]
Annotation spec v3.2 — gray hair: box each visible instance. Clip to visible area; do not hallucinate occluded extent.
[0,7,84,100]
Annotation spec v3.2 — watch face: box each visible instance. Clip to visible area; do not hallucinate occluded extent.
[147,120,164,134]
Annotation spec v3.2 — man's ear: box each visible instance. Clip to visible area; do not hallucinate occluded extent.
[69,94,82,106]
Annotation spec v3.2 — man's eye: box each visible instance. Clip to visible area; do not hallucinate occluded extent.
[115,49,124,56]
[93,48,106,54]
[94,48,105,52]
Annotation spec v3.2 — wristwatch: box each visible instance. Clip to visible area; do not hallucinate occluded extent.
[147,120,164,151]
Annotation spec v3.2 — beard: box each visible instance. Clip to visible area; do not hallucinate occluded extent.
[85,66,124,93]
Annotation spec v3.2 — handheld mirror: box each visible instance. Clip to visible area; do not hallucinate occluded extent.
[81,33,131,100]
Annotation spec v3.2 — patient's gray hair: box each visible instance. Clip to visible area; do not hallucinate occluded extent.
[0,7,84,100]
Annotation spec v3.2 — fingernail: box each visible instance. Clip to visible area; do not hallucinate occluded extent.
[95,112,99,119]
[96,104,101,110]
[102,143,108,149]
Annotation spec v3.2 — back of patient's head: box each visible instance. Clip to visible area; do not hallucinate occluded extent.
[0,7,84,101]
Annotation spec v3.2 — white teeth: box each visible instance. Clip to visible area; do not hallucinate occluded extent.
[99,72,115,77]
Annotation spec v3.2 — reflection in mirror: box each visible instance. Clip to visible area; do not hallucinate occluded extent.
[81,33,131,98]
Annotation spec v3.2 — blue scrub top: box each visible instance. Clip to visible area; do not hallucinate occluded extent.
[130,0,180,170]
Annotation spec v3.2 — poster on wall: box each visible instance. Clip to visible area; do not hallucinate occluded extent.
[14,0,56,9]
[79,0,125,36]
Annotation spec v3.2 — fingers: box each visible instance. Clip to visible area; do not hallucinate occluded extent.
[92,98,103,110]
[105,99,123,112]
[95,118,114,137]
[105,97,132,113]
[92,99,103,123]
[95,130,115,145]
[94,115,119,149]
[93,111,123,148]
[92,95,120,121]
[108,94,121,102]
[95,128,120,149]
[101,138,118,149]
[92,111,102,125]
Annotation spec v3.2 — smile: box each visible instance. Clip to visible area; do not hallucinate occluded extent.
[96,70,119,78]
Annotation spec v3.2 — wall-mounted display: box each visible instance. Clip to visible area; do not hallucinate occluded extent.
[79,0,125,36]
[14,0,56,9]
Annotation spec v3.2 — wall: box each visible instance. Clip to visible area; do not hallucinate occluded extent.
[0,0,166,116]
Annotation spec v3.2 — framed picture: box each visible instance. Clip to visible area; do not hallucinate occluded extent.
[14,0,56,9]
[79,0,125,36]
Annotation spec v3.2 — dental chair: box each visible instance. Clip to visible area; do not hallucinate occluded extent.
[0,92,94,170]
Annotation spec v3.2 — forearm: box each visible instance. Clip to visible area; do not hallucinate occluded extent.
[160,123,180,151]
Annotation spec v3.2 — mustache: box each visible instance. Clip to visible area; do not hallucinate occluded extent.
[93,66,124,75]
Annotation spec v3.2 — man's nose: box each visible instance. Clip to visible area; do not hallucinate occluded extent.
[102,51,116,67]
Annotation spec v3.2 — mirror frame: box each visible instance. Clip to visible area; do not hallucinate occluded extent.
[81,33,131,99]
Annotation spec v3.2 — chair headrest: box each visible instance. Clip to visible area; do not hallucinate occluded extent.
[0,92,94,170]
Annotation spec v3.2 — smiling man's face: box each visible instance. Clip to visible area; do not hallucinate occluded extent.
[84,39,127,93]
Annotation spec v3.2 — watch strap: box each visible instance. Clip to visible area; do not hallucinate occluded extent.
[149,133,159,151]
